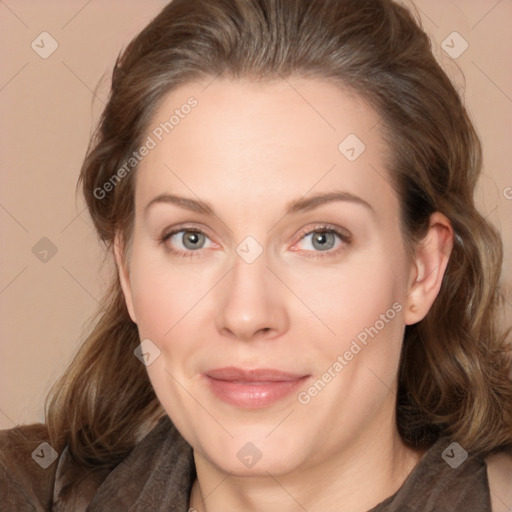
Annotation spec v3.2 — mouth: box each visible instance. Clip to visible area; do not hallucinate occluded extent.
[204,367,310,409]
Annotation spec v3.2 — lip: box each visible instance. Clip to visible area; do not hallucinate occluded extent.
[204,367,310,409]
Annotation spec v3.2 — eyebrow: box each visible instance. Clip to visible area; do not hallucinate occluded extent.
[144,194,214,216]
[286,191,374,215]
[144,191,374,217]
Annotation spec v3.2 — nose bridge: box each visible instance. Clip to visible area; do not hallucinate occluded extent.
[214,247,288,341]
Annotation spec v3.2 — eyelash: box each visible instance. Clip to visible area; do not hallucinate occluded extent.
[158,223,351,259]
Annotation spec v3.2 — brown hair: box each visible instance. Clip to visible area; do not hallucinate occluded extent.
[45,0,512,468]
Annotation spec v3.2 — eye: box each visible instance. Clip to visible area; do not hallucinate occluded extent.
[160,228,214,256]
[302,231,338,251]
[176,231,207,250]
[293,225,350,256]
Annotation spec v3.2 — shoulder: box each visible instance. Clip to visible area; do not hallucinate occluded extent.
[0,423,58,511]
[1,416,193,510]
[382,435,500,512]
[485,449,512,512]
[0,423,117,511]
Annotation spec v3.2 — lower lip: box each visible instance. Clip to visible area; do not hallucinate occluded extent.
[206,376,309,409]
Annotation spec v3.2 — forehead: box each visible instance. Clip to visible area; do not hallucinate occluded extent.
[135,77,395,217]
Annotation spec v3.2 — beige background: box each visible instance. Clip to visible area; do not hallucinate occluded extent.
[1,0,511,429]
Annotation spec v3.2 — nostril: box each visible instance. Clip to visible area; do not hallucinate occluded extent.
[255,327,273,337]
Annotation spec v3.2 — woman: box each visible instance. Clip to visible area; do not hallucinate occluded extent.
[1,0,511,510]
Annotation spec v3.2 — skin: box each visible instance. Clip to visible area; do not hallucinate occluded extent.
[114,77,453,512]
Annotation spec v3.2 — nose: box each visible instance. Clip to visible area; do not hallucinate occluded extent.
[214,252,290,342]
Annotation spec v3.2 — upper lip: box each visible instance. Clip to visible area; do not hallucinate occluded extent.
[205,367,307,382]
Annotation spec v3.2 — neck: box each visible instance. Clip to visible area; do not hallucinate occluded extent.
[189,419,426,512]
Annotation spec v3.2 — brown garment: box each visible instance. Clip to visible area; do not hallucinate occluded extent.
[0,416,492,511]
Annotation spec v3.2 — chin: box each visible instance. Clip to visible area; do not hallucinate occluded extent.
[196,430,309,477]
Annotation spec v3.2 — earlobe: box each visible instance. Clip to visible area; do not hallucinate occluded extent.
[405,212,454,326]
[113,233,137,324]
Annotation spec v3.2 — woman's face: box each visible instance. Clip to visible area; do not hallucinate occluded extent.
[116,77,418,476]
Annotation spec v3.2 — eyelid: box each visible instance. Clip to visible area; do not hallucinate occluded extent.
[294,223,351,241]
[162,226,201,239]
[160,222,215,242]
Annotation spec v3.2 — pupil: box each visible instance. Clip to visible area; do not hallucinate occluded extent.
[183,232,203,249]
[313,231,334,251]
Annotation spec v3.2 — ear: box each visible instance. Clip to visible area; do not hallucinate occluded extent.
[113,232,137,324]
[404,212,454,325]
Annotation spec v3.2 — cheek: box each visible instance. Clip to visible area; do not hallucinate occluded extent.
[295,250,406,347]
[289,240,409,410]
[126,251,209,432]
[128,249,215,339]
[130,272,174,340]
